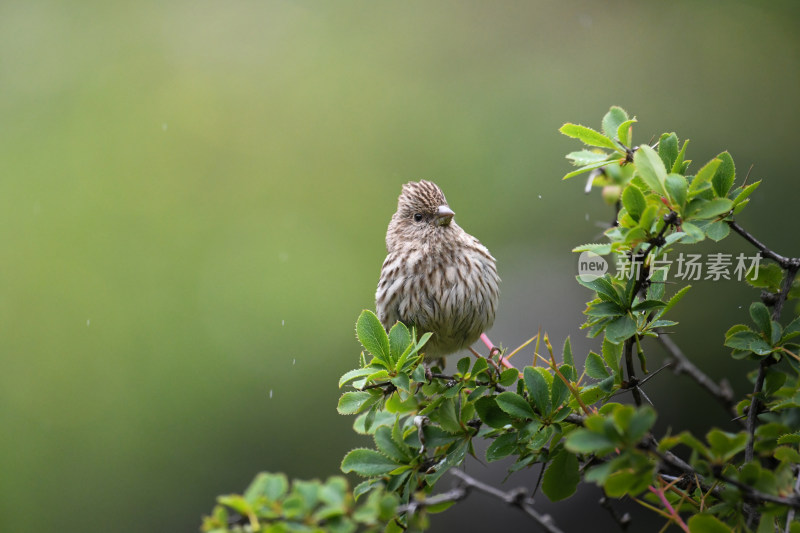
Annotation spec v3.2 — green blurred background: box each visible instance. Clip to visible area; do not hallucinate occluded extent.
[1,1,798,531]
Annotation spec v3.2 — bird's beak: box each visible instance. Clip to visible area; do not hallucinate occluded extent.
[436,205,455,226]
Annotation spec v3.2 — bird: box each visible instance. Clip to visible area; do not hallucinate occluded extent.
[375,180,500,362]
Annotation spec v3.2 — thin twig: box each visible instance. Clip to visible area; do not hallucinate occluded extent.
[400,469,564,533]
[656,331,738,423]
[727,220,794,269]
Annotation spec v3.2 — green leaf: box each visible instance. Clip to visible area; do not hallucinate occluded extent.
[475,396,514,428]
[602,106,629,141]
[486,432,518,462]
[632,300,666,312]
[244,472,289,503]
[456,356,470,376]
[560,123,619,150]
[605,315,637,344]
[688,513,733,533]
[563,337,574,367]
[658,133,679,171]
[602,336,623,373]
[746,263,783,291]
[774,446,800,463]
[691,198,733,220]
[541,450,580,502]
[576,275,620,304]
[566,149,610,167]
[585,352,610,379]
[628,407,656,441]
[573,242,613,255]
[688,158,721,197]
[499,368,519,387]
[705,220,730,242]
[565,429,616,454]
[633,145,668,197]
[374,426,409,462]
[337,391,379,415]
[356,310,390,363]
[524,367,551,415]
[496,391,536,419]
[750,302,772,339]
[681,222,705,243]
[617,118,637,147]
[672,139,690,173]
[622,184,646,221]
[706,429,746,461]
[711,151,735,198]
[586,301,624,317]
[562,160,612,180]
[777,432,800,445]
[732,180,761,205]
[341,448,399,477]
[387,322,411,364]
[339,366,384,388]
[662,285,692,315]
[665,173,687,209]
[551,372,570,409]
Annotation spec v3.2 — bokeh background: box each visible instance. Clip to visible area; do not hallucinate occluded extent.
[1,1,799,531]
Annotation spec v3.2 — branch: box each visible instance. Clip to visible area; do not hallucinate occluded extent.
[726,220,797,270]
[400,469,565,533]
[656,332,738,423]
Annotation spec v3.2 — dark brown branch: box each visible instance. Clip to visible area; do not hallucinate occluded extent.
[745,362,769,463]
[400,469,564,533]
[656,332,738,423]
[727,220,796,269]
[624,337,643,406]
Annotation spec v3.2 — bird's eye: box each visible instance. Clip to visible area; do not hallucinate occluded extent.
[413,213,423,222]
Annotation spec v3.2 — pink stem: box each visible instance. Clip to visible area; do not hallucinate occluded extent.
[648,486,689,533]
[480,333,514,370]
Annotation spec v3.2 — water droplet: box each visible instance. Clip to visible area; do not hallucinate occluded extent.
[86,319,91,326]
[281,320,285,326]
[161,123,168,131]
[269,389,273,399]
[292,358,296,365]
[538,195,542,199]
[585,213,589,221]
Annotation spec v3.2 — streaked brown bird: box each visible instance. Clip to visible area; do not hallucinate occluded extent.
[375,180,500,361]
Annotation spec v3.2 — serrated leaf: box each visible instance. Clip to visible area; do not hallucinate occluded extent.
[560,123,619,150]
[356,310,390,362]
[705,220,730,242]
[566,149,610,167]
[688,513,733,533]
[585,352,610,379]
[632,300,666,312]
[750,302,772,339]
[374,426,410,462]
[563,337,574,367]
[691,198,733,220]
[662,285,691,315]
[606,315,637,344]
[712,151,736,198]
[387,322,411,364]
[617,118,637,147]
[341,448,399,477]
[688,158,721,197]
[573,242,613,255]
[602,106,629,140]
[542,450,580,502]
[586,301,624,317]
[777,432,800,445]
[602,337,623,375]
[622,184,646,221]
[496,391,536,419]
[475,396,514,428]
[337,391,379,415]
[486,432,517,462]
[565,428,616,454]
[524,367,551,415]
[665,173,687,210]
[562,160,611,180]
[732,180,761,205]
[746,263,783,291]
[633,145,668,197]
[658,133,679,171]
[339,366,383,388]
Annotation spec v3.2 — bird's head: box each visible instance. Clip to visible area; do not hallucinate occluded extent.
[387,180,456,250]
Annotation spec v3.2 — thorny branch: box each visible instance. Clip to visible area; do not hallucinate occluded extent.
[400,469,564,533]
[656,331,738,423]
